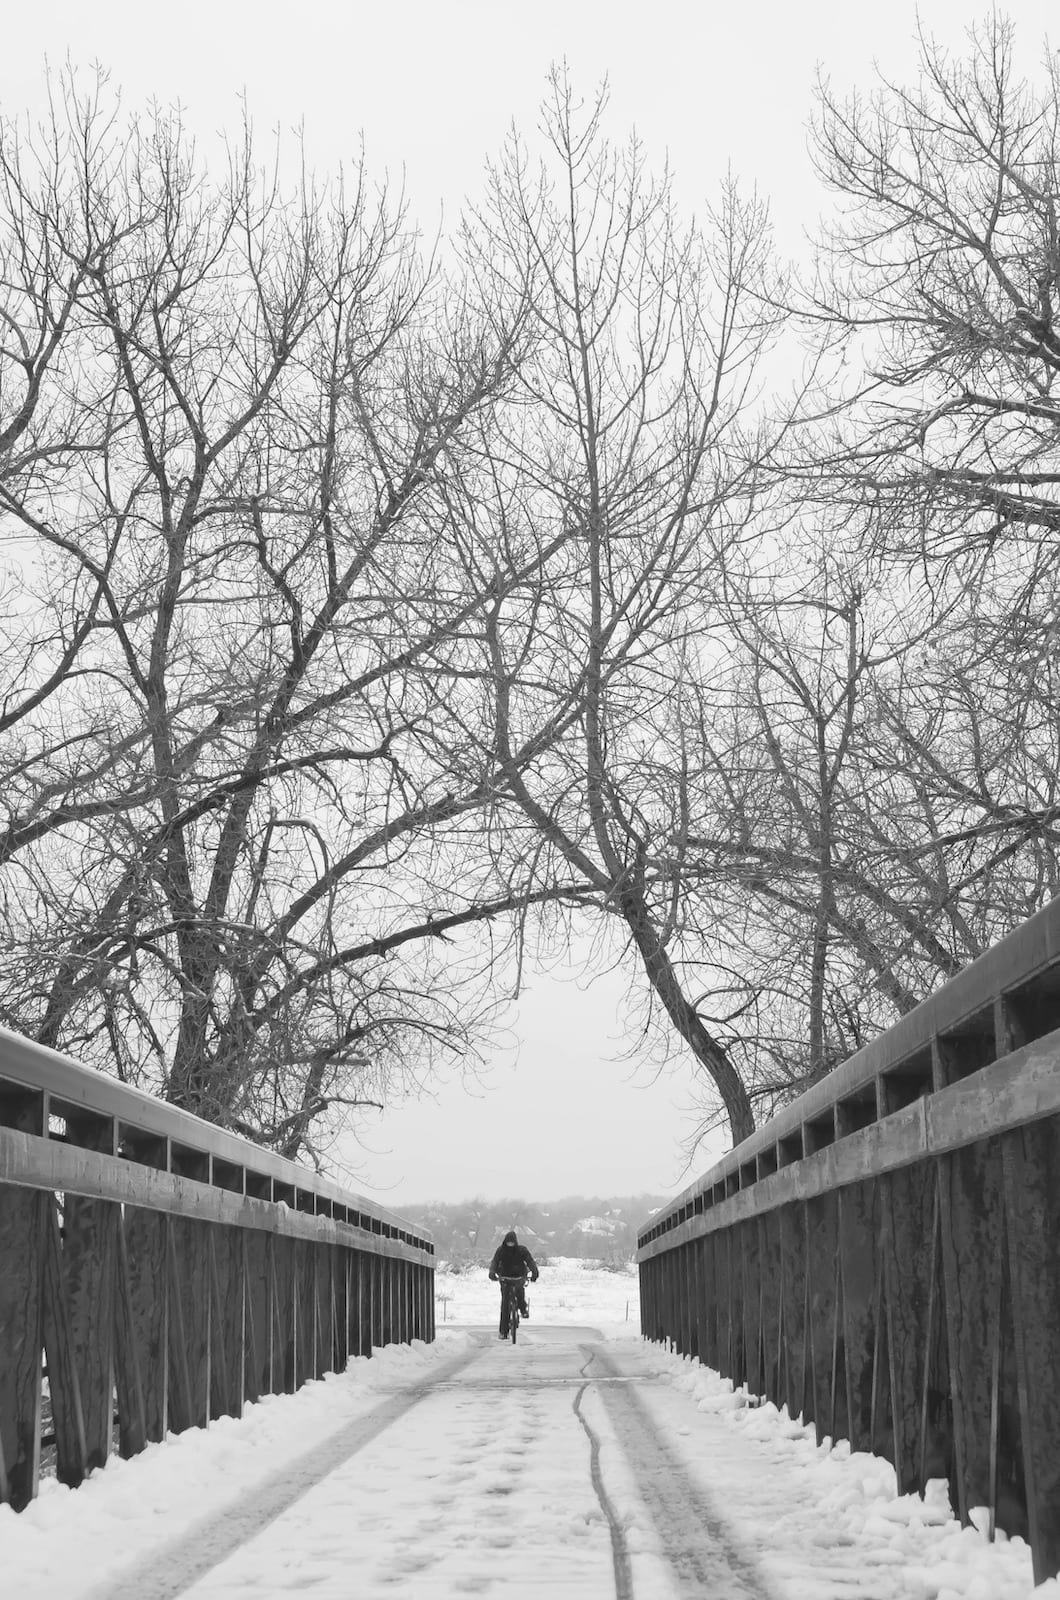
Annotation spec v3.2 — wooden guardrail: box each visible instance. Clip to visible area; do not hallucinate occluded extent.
[637,895,1060,1585]
[0,1026,434,1510]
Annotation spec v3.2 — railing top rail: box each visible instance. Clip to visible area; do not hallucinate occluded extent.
[0,1023,430,1248]
[639,893,1060,1247]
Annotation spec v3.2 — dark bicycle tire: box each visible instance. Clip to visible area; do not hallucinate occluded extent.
[510,1301,518,1343]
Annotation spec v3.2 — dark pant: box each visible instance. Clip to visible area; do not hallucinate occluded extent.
[498,1279,528,1334]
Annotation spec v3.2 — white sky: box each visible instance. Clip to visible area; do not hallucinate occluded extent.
[3,0,1053,1205]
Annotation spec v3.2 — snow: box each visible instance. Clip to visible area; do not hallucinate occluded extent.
[0,1258,1052,1598]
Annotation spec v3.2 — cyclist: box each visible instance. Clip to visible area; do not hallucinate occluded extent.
[488,1229,539,1338]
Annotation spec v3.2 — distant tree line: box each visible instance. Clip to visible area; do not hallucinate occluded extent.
[406,1195,669,1266]
[2,19,1058,1161]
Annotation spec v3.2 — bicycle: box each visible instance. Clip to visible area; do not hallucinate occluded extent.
[497,1274,527,1344]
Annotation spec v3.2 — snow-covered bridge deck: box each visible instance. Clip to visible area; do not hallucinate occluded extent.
[2,1300,1042,1600]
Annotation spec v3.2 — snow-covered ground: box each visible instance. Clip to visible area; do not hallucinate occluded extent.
[0,1258,1053,1598]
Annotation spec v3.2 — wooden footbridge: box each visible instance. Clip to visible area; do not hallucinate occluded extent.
[640,894,1060,1587]
[0,1031,433,1508]
[3,898,1060,1588]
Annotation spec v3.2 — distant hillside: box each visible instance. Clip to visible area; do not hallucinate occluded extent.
[401,1194,670,1265]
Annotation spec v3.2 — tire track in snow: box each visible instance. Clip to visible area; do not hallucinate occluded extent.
[584,1345,775,1600]
[82,1342,484,1600]
[572,1351,635,1600]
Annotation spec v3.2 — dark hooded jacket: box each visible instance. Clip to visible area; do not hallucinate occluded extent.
[489,1230,539,1281]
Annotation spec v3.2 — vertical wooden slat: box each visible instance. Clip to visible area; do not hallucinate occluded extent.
[918,1171,952,1492]
[830,1240,847,1444]
[243,1231,268,1403]
[779,1203,807,1422]
[207,1229,238,1419]
[313,1244,330,1376]
[123,1209,168,1442]
[805,1191,839,1444]
[838,1179,878,1453]
[114,1213,148,1458]
[1001,1118,1060,1582]
[879,1161,936,1493]
[938,1138,1006,1526]
[0,1183,44,1508]
[41,1195,88,1486]
[273,1234,297,1392]
[165,1222,196,1433]
[758,1210,782,1398]
[61,1194,118,1468]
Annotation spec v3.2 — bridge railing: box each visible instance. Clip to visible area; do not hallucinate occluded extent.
[637,895,1060,1585]
[0,1026,434,1510]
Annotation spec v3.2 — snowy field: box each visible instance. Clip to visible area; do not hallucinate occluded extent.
[0,1258,1053,1598]
[434,1254,639,1333]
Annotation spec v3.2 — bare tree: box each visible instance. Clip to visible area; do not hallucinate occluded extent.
[0,72,592,1159]
[457,74,786,1142]
[790,17,1060,940]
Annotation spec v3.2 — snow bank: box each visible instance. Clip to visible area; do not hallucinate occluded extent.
[649,1348,1048,1599]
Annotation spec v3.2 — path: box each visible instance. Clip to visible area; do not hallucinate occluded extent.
[80,1328,775,1600]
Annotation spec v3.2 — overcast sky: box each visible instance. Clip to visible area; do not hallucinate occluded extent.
[3,0,1053,1207]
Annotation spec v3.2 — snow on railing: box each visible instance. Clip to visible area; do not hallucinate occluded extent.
[637,894,1060,1585]
[0,1026,434,1510]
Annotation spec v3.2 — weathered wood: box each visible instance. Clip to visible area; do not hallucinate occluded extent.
[371,1253,384,1351]
[61,1195,118,1467]
[805,1192,839,1445]
[207,1228,243,1419]
[0,1035,433,1520]
[638,897,1060,1218]
[243,1231,268,1402]
[879,1162,935,1493]
[638,913,1060,1583]
[0,1024,434,1257]
[837,1181,878,1455]
[779,1205,807,1423]
[41,1197,88,1486]
[165,1221,196,1433]
[937,1139,1005,1524]
[638,1031,1060,1263]
[123,1209,168,1442]
[313,1244,331,1377]
[1002,1120,1060,1581]
[0,1184,44,1507]
[694,1238,713,1372]
[356,1249,372,1357]
[114,1214,148,1458]
[332,1247,348,1369]
[272,1233,297,1392]
[0,1128,432,1266]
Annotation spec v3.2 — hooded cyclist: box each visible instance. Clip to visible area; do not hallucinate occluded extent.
[488,1229,539,1337]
